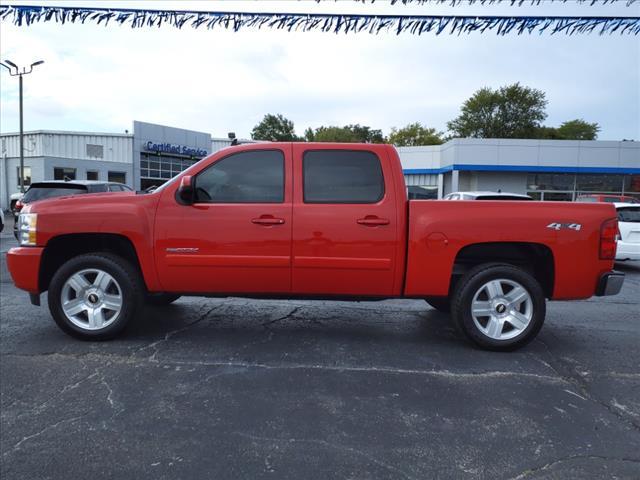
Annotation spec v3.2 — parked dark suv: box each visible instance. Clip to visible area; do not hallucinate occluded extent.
[13,180,133,239]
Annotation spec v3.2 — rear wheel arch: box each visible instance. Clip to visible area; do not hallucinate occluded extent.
[39,233,146,292]
[449,242,555,299]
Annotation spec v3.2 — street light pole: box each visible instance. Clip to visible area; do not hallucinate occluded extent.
[19,73,24,193]
[0,59,44,193]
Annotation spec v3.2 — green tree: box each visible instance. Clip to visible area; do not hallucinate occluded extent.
[388,122,444,146]
[447,83,548,139]
[251,114,298,141]
[305,124,385,143]
[535,126,563,140]
[536,119,600,140]
[556,119,600,140]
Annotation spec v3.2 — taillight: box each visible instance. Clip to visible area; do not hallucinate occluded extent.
[599,218,618,260]
[15,200,23,212]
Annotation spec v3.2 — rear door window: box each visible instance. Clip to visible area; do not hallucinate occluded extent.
[617,208,640,223]
[303,150,384,203]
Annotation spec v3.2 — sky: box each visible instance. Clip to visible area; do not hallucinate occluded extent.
[0,0,639,141]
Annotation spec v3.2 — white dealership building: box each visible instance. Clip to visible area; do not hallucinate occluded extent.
[1,120,638,210]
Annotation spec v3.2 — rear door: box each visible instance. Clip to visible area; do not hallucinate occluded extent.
[291,145,399,296]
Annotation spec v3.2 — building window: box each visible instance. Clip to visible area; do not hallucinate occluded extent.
[16,166,32,187]
[86,171,99,181]
[526,173,575,192]
[624,175,640,193]
[139,152,196,180]
[108,171,126,184]
[576,174,624,193]
[86,144,104,159]
[407,186,437,199]
[54,167,76,181]
[303,150,384,203]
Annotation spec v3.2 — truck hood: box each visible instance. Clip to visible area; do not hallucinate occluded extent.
[25,191,139,212]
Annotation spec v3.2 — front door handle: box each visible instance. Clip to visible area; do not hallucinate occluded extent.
[357,216,390,226]
[252,216,285,226]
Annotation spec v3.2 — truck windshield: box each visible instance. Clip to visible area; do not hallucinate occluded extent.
[23,185,88,203]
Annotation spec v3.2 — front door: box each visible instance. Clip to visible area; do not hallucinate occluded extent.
[154,147,293,294]
[291,145,399,296]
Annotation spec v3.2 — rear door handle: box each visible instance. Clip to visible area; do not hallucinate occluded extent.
[357,216,390,226]
[252,216,285,226]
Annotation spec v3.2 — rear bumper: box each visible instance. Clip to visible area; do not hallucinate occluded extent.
[6,247,43,294]
[616,240,640,261]
[595,271,625,296]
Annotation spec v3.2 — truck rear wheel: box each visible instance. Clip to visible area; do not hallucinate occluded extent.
[451,263,545,351]
[48,253,143,340]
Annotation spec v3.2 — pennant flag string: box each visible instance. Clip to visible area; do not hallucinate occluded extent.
[317,0,637,5]
[1,4,638,36]
[319,0,639,5]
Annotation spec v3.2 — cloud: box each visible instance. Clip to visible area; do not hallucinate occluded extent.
[1,0,638,140]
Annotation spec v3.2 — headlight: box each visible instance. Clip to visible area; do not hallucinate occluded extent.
[17,213,37,246]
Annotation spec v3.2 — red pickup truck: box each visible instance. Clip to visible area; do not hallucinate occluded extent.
[8,143,624,350]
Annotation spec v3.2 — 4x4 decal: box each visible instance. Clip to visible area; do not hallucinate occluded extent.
[547,222,582,231]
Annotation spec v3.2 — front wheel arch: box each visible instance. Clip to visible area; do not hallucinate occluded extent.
[39,233,145,292]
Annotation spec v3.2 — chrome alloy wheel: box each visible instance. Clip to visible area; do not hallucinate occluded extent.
[60,269,123,331]
[470,278,533,341]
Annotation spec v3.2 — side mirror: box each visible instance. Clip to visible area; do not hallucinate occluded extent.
[176,175,194,205]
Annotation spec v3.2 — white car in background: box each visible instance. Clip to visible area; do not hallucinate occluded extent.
[615,203,640,261]
[10,192,24,213]
[443,191,533,201]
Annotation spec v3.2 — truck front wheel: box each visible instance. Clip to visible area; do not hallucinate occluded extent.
[48,253,144,340]
[451,264,546,351]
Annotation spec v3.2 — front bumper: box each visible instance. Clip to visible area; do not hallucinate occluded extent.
[6,247,44,294]
[616,241,640,261]
[595,271,625,296]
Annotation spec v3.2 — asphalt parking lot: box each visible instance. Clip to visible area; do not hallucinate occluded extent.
[1,214,639,480]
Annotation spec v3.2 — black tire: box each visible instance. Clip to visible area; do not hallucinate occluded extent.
[145,293,181,305]
[48,253,144,340]
[425,296,451,313]
[451,263,546,351]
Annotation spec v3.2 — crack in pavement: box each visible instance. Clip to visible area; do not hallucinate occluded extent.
[509,454,640,479]
[0,351,573,383]
[261,306,301,328]
[234,432,418,480]
[134,303,225,362]
[3,364,98,421]
[2,413,88,457]
[534,337,640,432]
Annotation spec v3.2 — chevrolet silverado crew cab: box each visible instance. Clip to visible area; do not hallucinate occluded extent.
[8,143,624,350]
